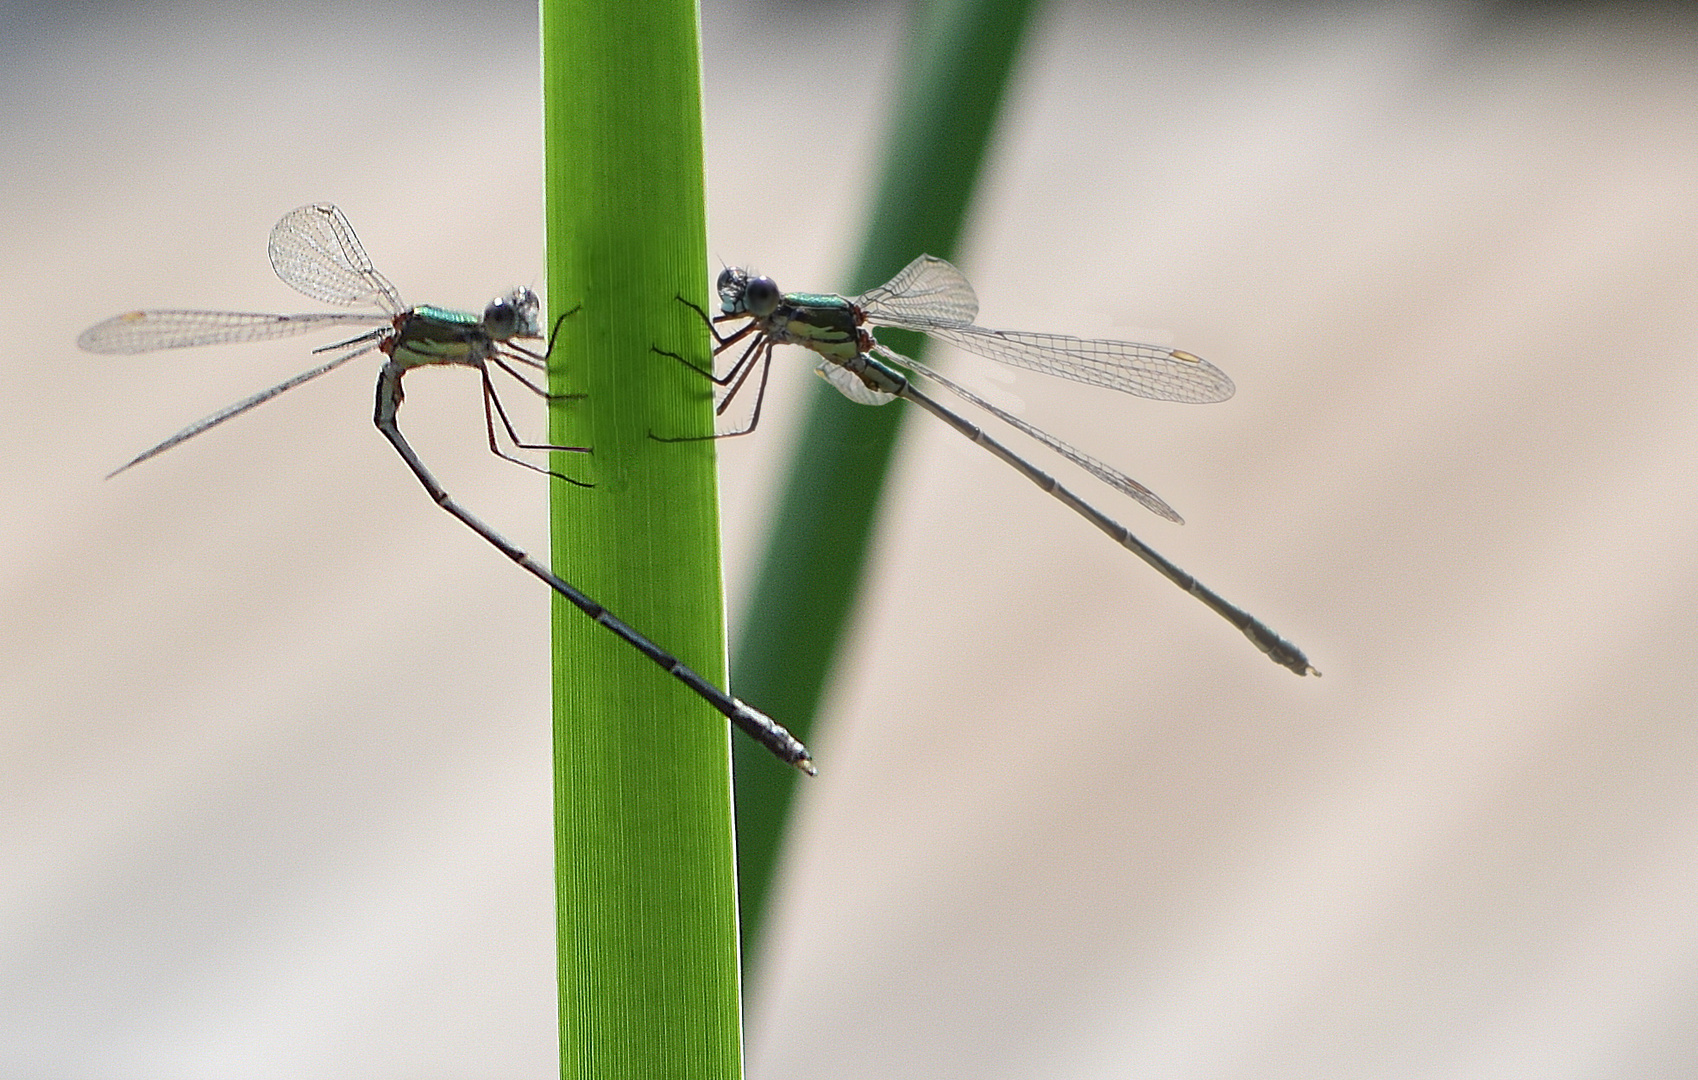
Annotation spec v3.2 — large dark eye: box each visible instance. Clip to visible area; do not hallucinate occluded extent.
[484,296,517,337]
[744,276,780,318]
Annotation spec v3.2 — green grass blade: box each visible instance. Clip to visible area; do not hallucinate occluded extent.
[731,0,1043,967]
[542,1,743,1077]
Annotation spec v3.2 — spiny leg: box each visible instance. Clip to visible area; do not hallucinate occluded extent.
[649,297,779,440]
[504,304,583,370]
[491,352,585,403]
[713,338,771,417]
[650,309,761,387]
[480,366,593,488]
[674,294,757,351]
[650,342,776,442]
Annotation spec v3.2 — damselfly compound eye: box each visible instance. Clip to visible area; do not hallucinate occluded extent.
[744,275,780,318]
[484,295,518,338]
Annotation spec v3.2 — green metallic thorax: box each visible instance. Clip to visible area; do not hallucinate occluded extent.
[388,306,492,370]
[770,293,862,361]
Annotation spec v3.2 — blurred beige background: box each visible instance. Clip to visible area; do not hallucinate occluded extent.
[3,0,1696,1077]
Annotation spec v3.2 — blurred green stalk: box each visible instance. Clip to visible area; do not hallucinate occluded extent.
[731,0,1042,967]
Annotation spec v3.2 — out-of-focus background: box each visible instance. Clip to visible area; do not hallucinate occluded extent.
[3,0,1696,1077]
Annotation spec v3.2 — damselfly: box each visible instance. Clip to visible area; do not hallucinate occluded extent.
[656,255,1316,677]
[79,204,813,772]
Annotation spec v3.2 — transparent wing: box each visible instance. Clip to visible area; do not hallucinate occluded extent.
[853,254,979,327]
[855,254,1234,404]
[77,309,388,354]
[106,340,384,476]
[267,204,404,314]
[880,346,1184,523]
[815,358,897,405]
[917,325,1235,404]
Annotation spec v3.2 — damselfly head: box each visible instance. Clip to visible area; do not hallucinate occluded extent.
[484,287,541,340]
[718,267,779,318]
[742,275,780,318]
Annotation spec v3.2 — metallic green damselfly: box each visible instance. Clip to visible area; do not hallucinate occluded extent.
[659,256,1316,677]
[80,204,813,773]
